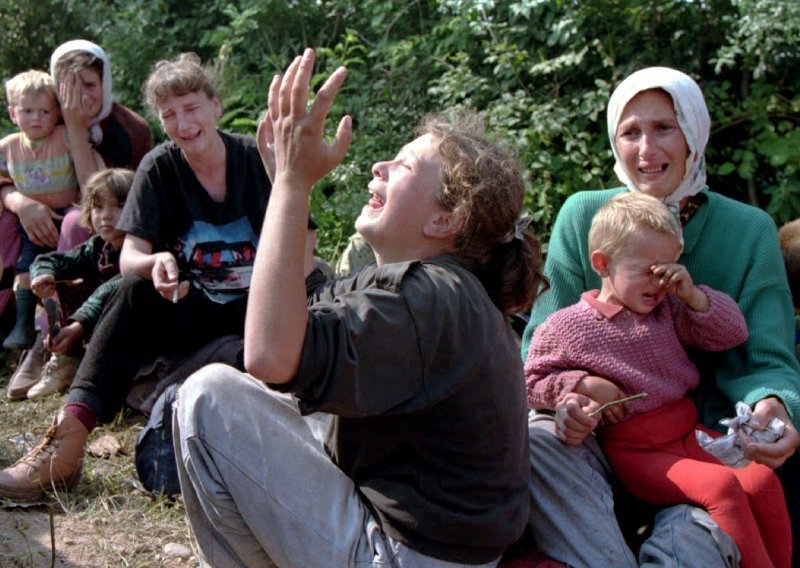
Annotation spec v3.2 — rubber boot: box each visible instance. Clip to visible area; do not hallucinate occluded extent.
[2,288,36,349]
[0,414,88,503]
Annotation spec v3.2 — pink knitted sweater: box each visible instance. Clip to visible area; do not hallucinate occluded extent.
[525,286,748,418]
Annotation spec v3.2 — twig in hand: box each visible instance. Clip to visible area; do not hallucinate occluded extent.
[54,278,84,286]
[588,392,648,417]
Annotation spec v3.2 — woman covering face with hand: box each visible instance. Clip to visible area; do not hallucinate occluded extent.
[173,48,547,567]
[0,40,152,342]
[522,67,800,567]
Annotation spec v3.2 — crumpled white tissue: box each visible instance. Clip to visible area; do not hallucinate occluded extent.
[695,401,785,468]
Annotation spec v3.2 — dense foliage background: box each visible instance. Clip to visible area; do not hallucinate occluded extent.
[1,0,798,261]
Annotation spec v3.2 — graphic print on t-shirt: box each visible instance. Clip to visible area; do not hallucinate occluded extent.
[176,217,257,304]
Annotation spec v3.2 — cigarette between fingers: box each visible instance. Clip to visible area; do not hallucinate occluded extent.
[172,288,178,304]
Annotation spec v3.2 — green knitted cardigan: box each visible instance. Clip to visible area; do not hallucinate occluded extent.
[522,187,800,430]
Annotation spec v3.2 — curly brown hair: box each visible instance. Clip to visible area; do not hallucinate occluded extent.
[417,111,548,314]
[142,52,217,114]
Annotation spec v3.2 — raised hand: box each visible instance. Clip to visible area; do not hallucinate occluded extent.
[259,48,352,194]
[59,72,94,131]
[651,262,709,311]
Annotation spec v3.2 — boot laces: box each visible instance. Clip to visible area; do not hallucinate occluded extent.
[18,423,60,467]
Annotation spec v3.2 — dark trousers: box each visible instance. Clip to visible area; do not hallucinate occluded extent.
[68,275,247,423]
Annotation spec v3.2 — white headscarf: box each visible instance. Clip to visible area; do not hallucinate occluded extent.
[50,40,113,145]
[607,67,710,206]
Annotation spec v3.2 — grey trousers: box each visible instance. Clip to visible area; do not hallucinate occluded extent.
[173,363,499,568]
[526,411,741,567]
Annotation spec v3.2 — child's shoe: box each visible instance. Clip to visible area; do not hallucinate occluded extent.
[27,353,80,400]
[2,288,37,349]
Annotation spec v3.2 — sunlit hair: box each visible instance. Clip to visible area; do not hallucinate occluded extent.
[779,218,800,310]
[52,50,104,85]
[589,192,683,261]
[79,168,135,231]
[417,110,547,314]
[142,53,217,114]
[5,70,57,106]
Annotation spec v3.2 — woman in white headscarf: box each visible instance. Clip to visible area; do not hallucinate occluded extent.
[0,40,151,386]
[521,67,800,567]
[49,39,153,249]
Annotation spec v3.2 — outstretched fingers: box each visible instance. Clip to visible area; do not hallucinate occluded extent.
[310,65,350,147]
[278,55,302,117]
[256,113,277,183]
[290,48,316,118]
[331,114,353,166]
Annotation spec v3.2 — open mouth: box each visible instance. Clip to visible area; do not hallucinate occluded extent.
[367,190,385,210]
[180,130,202,144]
[642,292,659,303]
[639,164,667,175]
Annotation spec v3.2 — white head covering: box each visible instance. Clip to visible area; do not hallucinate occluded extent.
[50,40,113,145]
[607,67,710,207]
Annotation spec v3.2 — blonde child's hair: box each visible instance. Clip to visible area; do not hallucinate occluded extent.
[778,218,800,310]
[589,192,683,260]
[79,168,135,231]
[142,52,217,114]
[5,70,57,106]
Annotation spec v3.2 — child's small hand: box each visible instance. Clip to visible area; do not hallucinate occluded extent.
[31,274,56,299]
[46,321,83,354]
[651,263,709,312]
[574,375,628,424]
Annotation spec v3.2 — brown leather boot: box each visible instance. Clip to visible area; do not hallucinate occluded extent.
[6,333,48,400]
[0,414,89,503]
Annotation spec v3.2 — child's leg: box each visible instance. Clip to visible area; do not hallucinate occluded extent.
[606,446,774,568]
[3,243,36,349]
[692,424,792,568]
[4,224,54,349]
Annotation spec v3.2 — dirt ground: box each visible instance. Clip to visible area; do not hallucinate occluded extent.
[0,505,196,567]
[0,355,196,566]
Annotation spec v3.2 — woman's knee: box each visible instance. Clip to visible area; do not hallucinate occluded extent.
[179,363,246,411]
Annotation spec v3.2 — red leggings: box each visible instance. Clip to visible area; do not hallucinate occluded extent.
[601,397,791,568]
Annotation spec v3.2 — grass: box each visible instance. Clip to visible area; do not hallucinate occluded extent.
[0,347,195,567]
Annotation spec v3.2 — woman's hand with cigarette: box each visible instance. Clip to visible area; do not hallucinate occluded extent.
[151,252,189,303]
